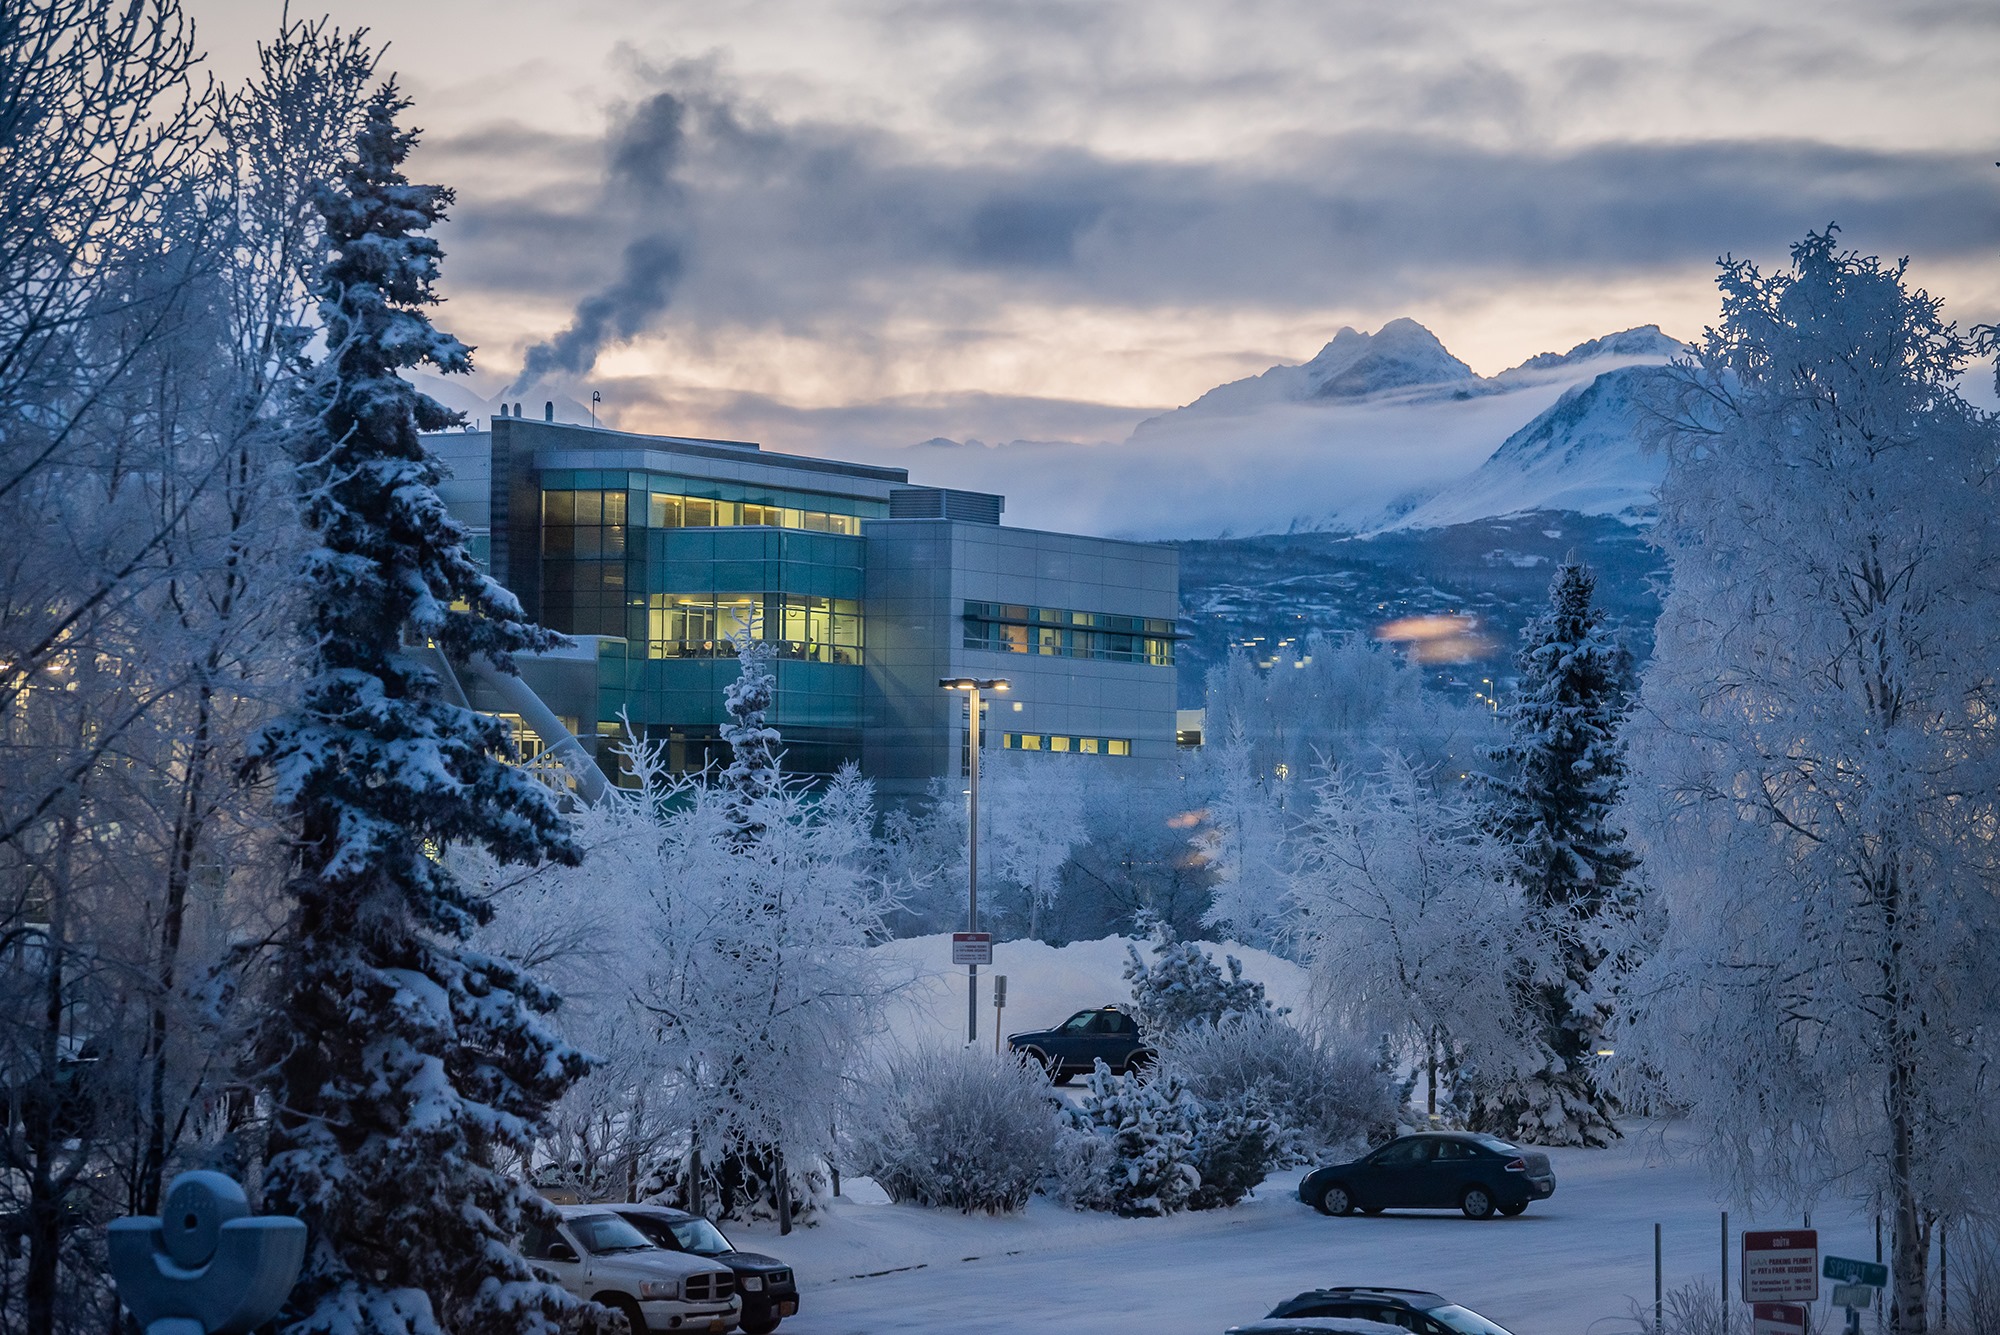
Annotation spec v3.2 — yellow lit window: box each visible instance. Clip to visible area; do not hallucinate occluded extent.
[1108,739,1131,756]
[1050,735,1071,752]
[1078,737,1099,754]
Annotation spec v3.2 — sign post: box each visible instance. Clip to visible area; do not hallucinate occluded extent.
[1742,1230,1820,1305]
[1824,1256,1887,1335]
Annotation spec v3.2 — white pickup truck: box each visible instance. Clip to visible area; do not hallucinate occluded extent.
[525,1205,741,1333]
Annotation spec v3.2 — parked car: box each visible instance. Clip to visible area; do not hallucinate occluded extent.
[1006,1005,1152,1083]
[1299,1133,1556,1219]
[610,1205,799,1335]
[1226,1287,1519,1335]
[523,1205,740,1333]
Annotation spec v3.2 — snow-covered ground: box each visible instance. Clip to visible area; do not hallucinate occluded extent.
[736,936,1883,1334]
[733,1122,1882,1335]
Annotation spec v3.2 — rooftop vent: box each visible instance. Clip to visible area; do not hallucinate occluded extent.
[888,486,1004,525]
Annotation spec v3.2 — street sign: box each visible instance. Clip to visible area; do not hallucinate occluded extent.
[1832,1285,1875,1310]
[951,932,992,965]
[1753,1304,1808,1335]
[1824,1257,1888,1289]
[1742,1230,1820,1304]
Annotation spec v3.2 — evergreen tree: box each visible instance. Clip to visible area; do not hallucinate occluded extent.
[249,88,588,1335]
[1122,916,1280,1035]
[1064,1062,1202,1217]
[719,634,781,847]
[1476,559,1637,1146]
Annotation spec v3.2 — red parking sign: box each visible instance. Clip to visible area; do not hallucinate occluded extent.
[1743,1231,1819,1304]
[1753,1304,1808,1335]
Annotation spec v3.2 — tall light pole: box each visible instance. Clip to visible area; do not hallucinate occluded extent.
[940,676,1009,1045]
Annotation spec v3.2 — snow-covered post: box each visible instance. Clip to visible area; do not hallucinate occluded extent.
[107,1173,306,1335]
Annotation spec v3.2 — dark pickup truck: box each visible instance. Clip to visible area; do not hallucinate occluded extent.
[1006,1005,1152,1083]
[611,1205,798,1334]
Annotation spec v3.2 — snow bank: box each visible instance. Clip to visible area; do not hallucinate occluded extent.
[867,933,1313,1054]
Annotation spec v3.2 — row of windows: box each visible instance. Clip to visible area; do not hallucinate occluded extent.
[545,488,863,539]
[964,605,1175,665]
[1000,733,1132,756]
[965,602,1176,636]
[540,469,885,521]
[648,594,862,665]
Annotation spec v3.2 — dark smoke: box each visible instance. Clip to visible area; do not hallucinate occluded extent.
[512,92,689,392]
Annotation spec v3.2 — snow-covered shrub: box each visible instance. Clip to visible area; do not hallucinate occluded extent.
[1185,1092,1278,1210]
[1123,918,1280,1034]
[854,1049,1061,1213]
[1160,1011,1399,1161]
[1602,1283,1727,1335]
[1057,1062,1202,1217]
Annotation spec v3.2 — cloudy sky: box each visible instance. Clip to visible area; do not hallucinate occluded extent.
[192,1,1999,471]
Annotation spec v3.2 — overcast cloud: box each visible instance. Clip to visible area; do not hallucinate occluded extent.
[189,0,2000,505]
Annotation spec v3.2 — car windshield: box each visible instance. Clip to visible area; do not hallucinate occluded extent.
[1430,1306,1515,1335]
[569,1214,655,1255]
[669,1218,734,1256]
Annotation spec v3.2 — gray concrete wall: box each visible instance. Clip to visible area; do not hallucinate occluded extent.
[863,519,1180,804]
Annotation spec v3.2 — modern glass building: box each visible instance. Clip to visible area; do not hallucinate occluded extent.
[432,416,1180,801]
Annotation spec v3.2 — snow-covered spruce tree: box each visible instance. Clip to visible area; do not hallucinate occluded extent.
[1474,559,1637,1147]
[1122,917,1279,1035]
[1058,1062,1202,1217]
[248,88,588,1335]
[1620,231,2000,1335]
[719,633,781,847]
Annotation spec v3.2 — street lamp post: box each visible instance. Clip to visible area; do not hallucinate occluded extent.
[940,676,1009,1045]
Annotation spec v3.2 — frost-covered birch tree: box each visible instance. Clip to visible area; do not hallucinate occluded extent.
[1620,231,2000,1335]
[0,12,378,1332]
[247,88,588,1335]
[1291,754,1526,1123]
[983,751,1087,941]
[1474,559,1637,1147]
[1195,722,1293,950]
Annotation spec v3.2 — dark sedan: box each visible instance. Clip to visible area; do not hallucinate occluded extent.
[1006,1005,1151,1083]
[610,1205,798,1334]
[1299,1133,1555,1219]
[1227,1287,1518,1335]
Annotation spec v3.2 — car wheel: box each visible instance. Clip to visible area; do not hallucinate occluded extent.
[605,1296,647,1335]
[740,1316,780,1335]
[1499,1201,1527,1217]
[1123,1049,1156,1078]
[1318,1183,1355,1216]
[1461,1186,1496,1220]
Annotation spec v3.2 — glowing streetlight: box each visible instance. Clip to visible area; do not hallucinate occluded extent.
[939,676,1010,1044]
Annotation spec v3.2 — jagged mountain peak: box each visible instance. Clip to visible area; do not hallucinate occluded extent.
[1501,325,1687,378]
[1304,317,1476,400]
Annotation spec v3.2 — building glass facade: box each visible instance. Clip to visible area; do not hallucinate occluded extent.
[452,418,1179,797]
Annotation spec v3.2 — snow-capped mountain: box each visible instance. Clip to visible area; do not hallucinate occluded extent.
[1382,362,1676,532]
[1139,319,1683,435]
[1151,318,1479,423]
